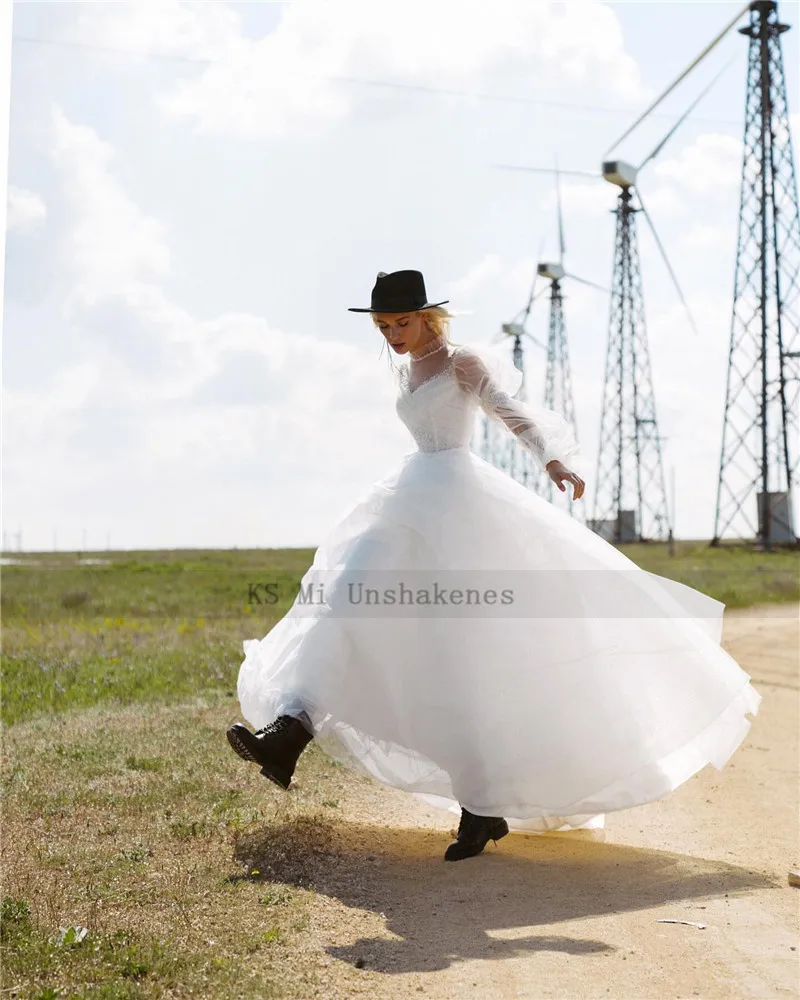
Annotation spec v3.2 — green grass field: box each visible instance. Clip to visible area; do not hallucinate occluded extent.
[1,542,798,998]
[1,542,797,730]
[1,548,314,728]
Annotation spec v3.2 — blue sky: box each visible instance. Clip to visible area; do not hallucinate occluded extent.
[3,0,799,550]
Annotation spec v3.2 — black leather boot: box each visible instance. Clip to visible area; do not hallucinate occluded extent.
[444,807,509,861]
[226,715,313,790]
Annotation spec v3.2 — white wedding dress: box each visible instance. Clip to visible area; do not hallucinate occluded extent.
[236,340,761,832]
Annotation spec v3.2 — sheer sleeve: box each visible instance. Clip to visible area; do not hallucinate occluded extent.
[452,343,586,477]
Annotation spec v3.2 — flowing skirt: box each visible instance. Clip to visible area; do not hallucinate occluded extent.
[236,447,761,832]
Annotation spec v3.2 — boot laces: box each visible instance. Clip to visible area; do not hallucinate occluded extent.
[254,716,296,738]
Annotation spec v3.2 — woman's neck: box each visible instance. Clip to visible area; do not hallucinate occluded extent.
[410,335,447,362]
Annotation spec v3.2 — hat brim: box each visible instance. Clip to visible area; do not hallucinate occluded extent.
[348,299,449,313]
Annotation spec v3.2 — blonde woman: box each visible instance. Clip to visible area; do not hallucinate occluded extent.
[227,269,760,862]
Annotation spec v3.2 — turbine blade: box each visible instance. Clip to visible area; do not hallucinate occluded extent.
[527,270,540,316]
[639,56,737,171]
[521,238,546,324]
[494,164,601,180]
[555,160,566,265]
[603,0,750,157]
[522,331,548,351]
[637,191,700,338]
[564,272,610,294]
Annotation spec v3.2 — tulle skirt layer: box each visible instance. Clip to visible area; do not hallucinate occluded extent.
[237,446,761,832]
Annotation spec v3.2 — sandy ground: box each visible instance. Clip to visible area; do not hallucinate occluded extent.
[304,602,799,1000]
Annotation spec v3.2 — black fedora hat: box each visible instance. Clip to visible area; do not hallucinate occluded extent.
[348,270,449,313]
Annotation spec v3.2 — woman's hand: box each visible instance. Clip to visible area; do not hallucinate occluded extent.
[545,460,585,500]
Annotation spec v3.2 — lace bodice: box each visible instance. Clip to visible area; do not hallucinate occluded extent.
[394,343,583,473]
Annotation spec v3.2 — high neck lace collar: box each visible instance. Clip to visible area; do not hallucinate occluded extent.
[410,336,448,361]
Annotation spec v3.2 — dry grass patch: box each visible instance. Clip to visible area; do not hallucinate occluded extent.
[1,697,399,999]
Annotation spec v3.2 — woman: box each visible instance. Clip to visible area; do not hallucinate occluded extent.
[227,269,760,862]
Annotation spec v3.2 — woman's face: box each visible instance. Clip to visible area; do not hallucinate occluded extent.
[374,311,431,355]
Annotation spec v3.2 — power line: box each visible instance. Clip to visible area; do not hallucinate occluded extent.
[11,33,745,128]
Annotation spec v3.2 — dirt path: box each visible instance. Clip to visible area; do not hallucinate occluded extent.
[308,602,799,999]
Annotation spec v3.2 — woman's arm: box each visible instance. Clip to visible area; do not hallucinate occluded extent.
[453,347,585,500]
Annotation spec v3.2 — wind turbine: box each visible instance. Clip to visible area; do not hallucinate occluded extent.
[532,171,607,512]
[478,177,606,511]
[711,0,800,549]
[494,25,742,541]
[477,254,546,490]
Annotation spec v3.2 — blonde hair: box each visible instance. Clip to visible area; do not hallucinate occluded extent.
[371,306,459,343]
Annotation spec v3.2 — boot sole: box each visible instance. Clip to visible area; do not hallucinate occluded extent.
[225,727,292,790]
[226,726,258,762]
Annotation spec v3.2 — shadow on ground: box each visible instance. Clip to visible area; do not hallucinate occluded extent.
[232,814,776,975]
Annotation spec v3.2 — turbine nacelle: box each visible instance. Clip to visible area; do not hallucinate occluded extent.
[602,160,639,189]
[537,262,565,281]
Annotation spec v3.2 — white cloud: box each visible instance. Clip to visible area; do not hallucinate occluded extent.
[443,252,590,323]
[71,0,646,138]
[541,180,615,220]
[651,132,742,196]
[3,359,108,490]
[444,254,503,300]
[4,105,409,548]
[6,4,766,547]
[72,0,243,61]
[636,183,686,219]
[507,257,540,297]
[7,185,46,233]
[49,105,171,311]
[680,220,738,252]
